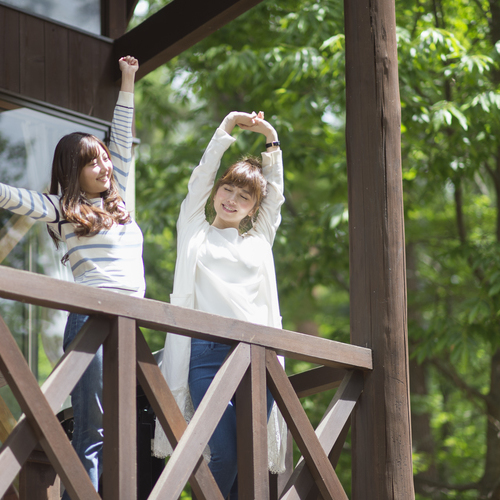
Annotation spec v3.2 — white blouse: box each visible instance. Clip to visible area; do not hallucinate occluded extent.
[154,127,287,473]
[195,226,270,326]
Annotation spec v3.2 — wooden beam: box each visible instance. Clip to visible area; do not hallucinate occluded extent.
[113,0,264,80]
[103,0,128,39]
[151,343,250,500]
[288,366,346,398]
[135,329,223,500]
[236,345,269,499]
[343,0,415,495]
[0,317,110,498]
[265,351,348,500]
[103,317,137,500]
[281,371,363,500]
[0,265,373,371]
[0,316,100,500]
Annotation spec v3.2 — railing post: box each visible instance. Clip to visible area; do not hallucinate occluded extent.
[103,316,137,500]
[19,446,60,500]
[236,344,269,500]
[0,316,100,500]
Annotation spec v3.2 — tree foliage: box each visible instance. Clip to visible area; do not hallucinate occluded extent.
[132,0,500,497]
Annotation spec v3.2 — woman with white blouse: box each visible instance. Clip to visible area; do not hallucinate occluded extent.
[154,111,287,498]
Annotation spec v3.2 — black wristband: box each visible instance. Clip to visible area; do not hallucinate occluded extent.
[265,140,280,148]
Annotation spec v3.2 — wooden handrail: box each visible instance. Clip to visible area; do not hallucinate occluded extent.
[0,265,372,371]
[0,264,373,499]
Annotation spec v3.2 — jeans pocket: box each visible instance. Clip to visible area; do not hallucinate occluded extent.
[190,339,212,360]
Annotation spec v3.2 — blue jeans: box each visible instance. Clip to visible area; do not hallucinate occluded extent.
[61,313,103,499]
[189,339,273,500]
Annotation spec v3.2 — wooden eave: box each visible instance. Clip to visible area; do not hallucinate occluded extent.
[113,0,265,80]
[0,0,264,121]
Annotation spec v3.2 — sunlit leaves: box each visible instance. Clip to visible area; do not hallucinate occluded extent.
[430,101,468,130]
[131,0,500,495]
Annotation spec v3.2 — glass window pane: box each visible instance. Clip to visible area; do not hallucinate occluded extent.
[2,0,101,35]
[0,100,107,416]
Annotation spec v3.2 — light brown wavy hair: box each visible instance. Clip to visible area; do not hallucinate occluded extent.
[208,156,267,233]
[47,132,131,255]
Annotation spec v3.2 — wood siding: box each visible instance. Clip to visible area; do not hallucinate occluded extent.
[0,4,117,121]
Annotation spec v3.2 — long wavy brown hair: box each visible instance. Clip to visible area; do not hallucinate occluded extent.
[208,156,268,233]
[47,132,131,251]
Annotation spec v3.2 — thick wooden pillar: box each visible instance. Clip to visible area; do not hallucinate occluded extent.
[344,0,415,497]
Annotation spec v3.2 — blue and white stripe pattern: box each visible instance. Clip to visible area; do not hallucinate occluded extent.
[0,92,145,298]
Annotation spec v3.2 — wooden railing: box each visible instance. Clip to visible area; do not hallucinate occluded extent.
[0,265,372,500]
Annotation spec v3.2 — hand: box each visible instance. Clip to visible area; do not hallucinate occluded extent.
[119,56,139,75]
[119,56,139,93]
[220,111,258,135]
[238,111,279,145]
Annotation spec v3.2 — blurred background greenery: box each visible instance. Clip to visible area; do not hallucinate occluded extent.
[130,0,500,497]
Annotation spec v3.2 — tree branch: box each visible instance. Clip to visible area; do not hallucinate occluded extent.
[414,475,479,493]
[430,357,488,407]
[431,357,500,435]
[453,178,467,244]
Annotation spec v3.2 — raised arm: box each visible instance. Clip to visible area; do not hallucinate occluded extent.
[0,183,59,222]
[236,111,284,244]
[109,56,139,199]
[177,111,261,226]
[119,56,138,93]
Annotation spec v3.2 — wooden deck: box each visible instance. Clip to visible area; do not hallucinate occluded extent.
[0,265,372,499]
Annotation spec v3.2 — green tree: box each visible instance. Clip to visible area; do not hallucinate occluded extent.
[134,0,351,351]
[397,0,500,497]
[133,0,354,491]
[132,0,500,497]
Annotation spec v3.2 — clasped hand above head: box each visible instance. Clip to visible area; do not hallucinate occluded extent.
[221,111,279,147]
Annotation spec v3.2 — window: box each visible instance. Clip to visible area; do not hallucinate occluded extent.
[1,0,101,35]
[0,98,108,418]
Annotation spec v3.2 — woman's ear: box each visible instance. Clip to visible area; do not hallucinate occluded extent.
[249,203,260,219]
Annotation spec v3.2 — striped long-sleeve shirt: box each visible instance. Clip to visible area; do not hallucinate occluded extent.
[0,92,145,297]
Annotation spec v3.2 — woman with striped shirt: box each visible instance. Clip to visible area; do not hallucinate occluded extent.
[0,56,143,497]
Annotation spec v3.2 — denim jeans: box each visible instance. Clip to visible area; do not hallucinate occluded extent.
[189,339,274,500]
[61,313,103,499]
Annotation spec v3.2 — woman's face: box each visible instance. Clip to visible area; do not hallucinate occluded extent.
[79,145,113,198]
[212,183,256,230]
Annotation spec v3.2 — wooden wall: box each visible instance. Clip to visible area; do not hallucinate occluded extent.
[0,4,117,122]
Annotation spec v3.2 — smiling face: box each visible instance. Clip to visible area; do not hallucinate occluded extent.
[212,183,257,230]
[79,145,113,198]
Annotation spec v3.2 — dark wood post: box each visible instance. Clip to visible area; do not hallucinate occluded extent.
[103,316,137,500]
[236,345,269,500]
[344,0,415,497]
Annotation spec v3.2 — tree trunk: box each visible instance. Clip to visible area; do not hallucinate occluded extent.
[479,351,500,499]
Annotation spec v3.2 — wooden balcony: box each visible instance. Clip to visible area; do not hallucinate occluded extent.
[0,264,372,500]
